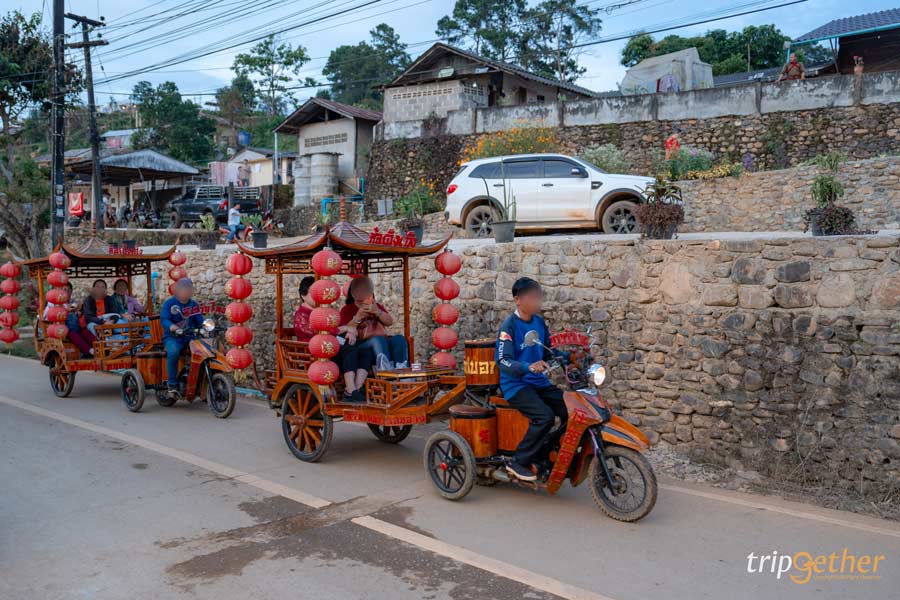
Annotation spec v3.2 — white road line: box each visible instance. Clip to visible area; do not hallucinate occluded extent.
[659,484,900,539]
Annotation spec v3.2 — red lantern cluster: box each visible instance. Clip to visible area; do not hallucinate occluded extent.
[167,249,188,295]
[308,248,343,386]
[0,260,21,344]
[225,252,254,371]
[431,250,460,368]
[46,252,70,340]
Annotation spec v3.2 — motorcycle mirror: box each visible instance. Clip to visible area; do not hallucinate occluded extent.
[522,330,540,347]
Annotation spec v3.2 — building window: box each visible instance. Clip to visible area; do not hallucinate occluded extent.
[391,86,454,100]
[304,132,348,148]
[536,94,546,103]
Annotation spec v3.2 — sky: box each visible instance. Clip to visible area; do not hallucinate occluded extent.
[16,0,900,108]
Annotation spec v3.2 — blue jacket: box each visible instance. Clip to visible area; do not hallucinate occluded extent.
[494,312,554,399]
[160,297,204,339]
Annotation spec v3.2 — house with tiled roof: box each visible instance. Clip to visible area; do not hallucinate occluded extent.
[792,8,900,74]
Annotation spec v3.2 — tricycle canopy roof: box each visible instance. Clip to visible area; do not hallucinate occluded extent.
[25,237,177,278]
[239,221,451,275]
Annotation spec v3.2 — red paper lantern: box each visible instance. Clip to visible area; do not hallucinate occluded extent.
[168,266,187,281]
[0,327,19,344]
[435,250,461,276]
[225,277,253,300]
[226,253,253,276]
[225,301,253,324]
[432,303,459,325]
[309,334,340,359]
[168,250,187,266]
[432,326,458,350]
[168,283,176,296]
[0,311,19,328]
[0,295,19,311]
[0,261,21,278]
[309,307,340,333]
[46,288,69,305]
[48,252,71,269]
[431,351,457,369]
[308,359,340,385]
[434,277,460,301]
[47,324,69,339]
[47,270,69,288]
[225,325,254,347]
[1,279,20,295]
[311,248,342,276]
[226,347,253,370]
[310,279,341,305]
[43,306,66,324]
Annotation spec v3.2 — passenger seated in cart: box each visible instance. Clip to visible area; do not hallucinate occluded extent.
[43,281,95,358]
[495,277,567,483]
[112,279,145,320]
[294,276,373,403]
[340,277,408,370]
[160,278,204,394]
[82,279,124,335]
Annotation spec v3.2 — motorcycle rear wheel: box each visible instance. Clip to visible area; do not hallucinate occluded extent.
[589,445,657,522]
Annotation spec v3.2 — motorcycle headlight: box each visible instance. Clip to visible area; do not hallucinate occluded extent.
[588,363,606,387]
[202,318,216,332]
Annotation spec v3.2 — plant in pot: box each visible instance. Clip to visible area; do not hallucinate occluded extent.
[243,213,267,248]
[477,161,516,243]
[395,190,426,244]
[635,175,685,240]
[803,173,855,236]
[197,213,218,250]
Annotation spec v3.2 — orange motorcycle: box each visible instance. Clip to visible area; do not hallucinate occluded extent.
[424,328,657,522]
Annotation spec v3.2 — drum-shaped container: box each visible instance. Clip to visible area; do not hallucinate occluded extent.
[136,351,165,385]
[463,338,499,389]
[495,405,530,454]
[449,404,497,458]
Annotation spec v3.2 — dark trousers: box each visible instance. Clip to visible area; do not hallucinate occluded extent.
[507,385,567,466]
[338,342,374,373]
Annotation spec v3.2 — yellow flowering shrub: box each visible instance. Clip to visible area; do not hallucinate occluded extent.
[460,125,559,162]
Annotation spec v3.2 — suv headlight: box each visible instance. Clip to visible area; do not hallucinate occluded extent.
[588,363,606,387]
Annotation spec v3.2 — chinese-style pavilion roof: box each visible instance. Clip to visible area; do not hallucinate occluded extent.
[238,221,450,259]
[25,237,176,270]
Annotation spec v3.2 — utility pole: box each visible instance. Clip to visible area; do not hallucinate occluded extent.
[65,13,107,233]
[50,0,67,247]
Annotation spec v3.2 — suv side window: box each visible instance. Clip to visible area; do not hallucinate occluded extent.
[502,160,540,179]
[543,159,581,178]
[469,162,500,179]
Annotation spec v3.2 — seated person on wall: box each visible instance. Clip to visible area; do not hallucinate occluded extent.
[494,277,567,483]
[111,279,145,321]
[294,276,373,403]
[44,281,95,358]
[82,279,123,335]
[340,276,408,371]
[160,278,204,395]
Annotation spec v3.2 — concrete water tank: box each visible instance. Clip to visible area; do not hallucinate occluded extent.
[309,153,339,203]
[293,155,311,206]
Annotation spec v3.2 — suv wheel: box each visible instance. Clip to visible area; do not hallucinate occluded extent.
[601,199,639,234]
[464,204,500,238]
[170,211,182,228]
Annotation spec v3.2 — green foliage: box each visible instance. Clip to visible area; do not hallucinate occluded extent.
[436,0,526,62]
[322,24,410,109]
[395,179,443,224]
[461,126,557,161]
[234,36,311,116]
[0,156,51,258]
[806,151,846,172]
[199,213,217,232]
[241,213,262,227]
[131,81,216,164]
[810,174,844,208]
[215,74,256,128]
[635,175,684,238]
[665,147,714,179]
[578,143,631,173]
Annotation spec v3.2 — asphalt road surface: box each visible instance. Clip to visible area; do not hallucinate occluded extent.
[1,355,897,600]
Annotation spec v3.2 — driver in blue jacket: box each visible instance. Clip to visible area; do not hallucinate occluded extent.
[160,278,204,394]
[495,277,566,482]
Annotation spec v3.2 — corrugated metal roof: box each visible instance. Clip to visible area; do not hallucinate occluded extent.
[795,8,900,42]
[274,97,382,134]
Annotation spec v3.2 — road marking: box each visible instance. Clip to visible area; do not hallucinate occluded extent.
[660,483,900,539]
[1,393,618,600]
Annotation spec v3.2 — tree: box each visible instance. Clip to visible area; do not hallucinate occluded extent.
[131,81,215,164]
[518,0,602,82]
[215,74,256,137]
[322,24,410,109]
[436,0,526,62]
[233,36,310,116]
[0,157,50,258]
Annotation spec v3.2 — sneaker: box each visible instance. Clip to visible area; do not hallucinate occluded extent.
[351,389,366,403]
[506,461,537,482]
[376,355,393,372]
[395,361,409,369]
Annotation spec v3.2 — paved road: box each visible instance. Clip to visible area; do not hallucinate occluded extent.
[1,355,897,600]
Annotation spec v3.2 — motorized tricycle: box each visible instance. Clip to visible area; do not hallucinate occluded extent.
[120,313,237,418]
[424,327,658,522]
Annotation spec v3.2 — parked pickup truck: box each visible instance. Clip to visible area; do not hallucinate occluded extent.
[168,186,261,227]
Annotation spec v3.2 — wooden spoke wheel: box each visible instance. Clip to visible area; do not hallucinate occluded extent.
[120,369,146,413]
[47,352,76,398]
[207,372,236,419]
[423,431,475,501]
[281,384,332,462]
[367,424,413,444]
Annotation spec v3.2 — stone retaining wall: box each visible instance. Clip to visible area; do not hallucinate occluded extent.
[176,233,900,498]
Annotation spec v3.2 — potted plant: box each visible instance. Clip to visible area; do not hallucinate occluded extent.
[478,162,516,243]
[197,213,218,250]
[803,154,860,236]
[243,213,267,248]
[635,175,685,239]
[395,193,425,244]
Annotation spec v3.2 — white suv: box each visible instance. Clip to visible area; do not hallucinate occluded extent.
[444,153,653,237]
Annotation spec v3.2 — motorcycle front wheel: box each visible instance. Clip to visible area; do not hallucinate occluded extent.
[207,372,236,418]
[589,445,657,522]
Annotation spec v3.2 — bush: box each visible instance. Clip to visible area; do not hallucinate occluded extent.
[578,144,632,173]
[666,147,714,179]
[804,205,857,235]
[635,175,685,239]
[811,173,844,208]
[461,126,558,161]
[395,178,443,225]
[680,163,743,180]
